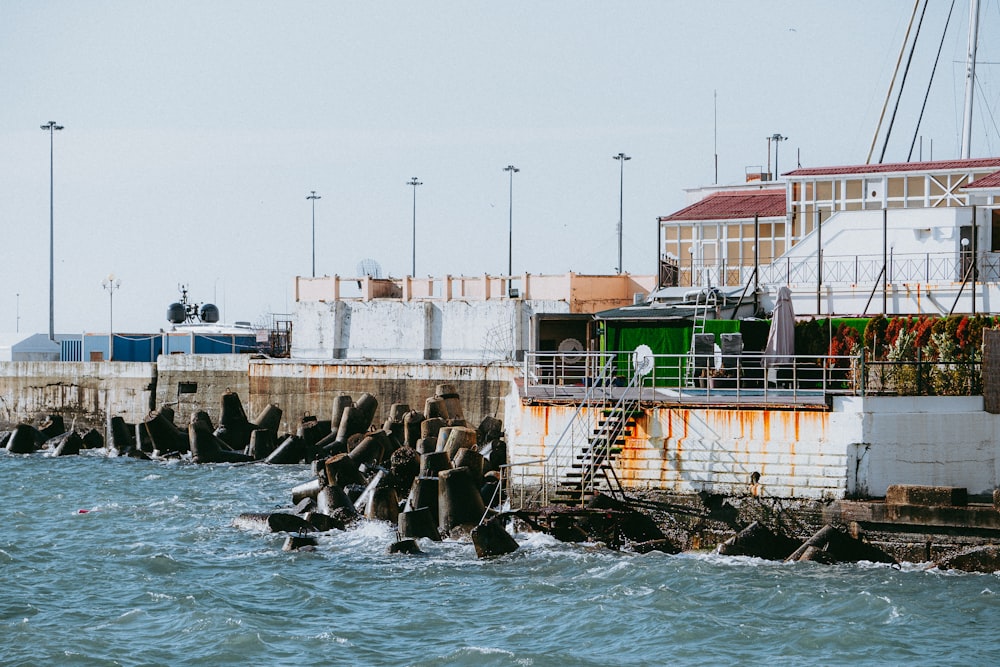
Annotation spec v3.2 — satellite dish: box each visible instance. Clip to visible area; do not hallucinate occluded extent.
[356,259,383,279]
[633,344,654,377]
[557,337,585,364]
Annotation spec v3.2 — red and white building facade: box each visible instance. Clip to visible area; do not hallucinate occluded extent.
[658,157,1000,316]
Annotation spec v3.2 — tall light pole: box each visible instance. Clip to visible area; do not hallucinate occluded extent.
[503,165,519,275]
[770,134,787,180]
[407,177,422,276]
[613,152,631,274]
[306,190,321,277]
[102,274,121,361]
[41,121,64,341]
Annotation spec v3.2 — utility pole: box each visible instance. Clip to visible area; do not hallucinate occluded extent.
[407,177,422,276]
[503,165,519,275]
[306,191,321,277]
[41,120,64,341]
[613,153,631,274]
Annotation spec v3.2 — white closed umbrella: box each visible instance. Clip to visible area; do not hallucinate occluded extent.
[763,286,795,367]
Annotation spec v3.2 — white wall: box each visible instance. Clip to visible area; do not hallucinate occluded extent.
[292,299,570,361]
[508,395,1000,500]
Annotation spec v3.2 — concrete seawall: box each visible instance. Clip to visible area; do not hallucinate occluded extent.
[509,395,1000,500]
[0,356,519,438]
[3,356,998,505]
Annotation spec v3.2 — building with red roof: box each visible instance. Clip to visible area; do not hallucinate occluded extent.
[657,157,1000,316]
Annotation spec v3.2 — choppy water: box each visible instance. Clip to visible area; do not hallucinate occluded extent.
[3,452,1000,666]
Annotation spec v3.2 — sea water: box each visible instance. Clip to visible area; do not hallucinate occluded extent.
[3,452,1000,666]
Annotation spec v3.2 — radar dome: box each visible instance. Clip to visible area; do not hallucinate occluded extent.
[167,302,186,324]
[199,303,220,323]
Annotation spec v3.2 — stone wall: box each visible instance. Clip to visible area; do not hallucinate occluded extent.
[248,359,520,436]
[154,354,251,421]
[0,361,156,429]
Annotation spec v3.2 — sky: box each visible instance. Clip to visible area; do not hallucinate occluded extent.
[3,1,1000,334]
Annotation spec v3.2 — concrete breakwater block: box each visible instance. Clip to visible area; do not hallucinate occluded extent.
[471,516,518,558]
[365,486,400,523]
[785,524,896,565]
[247,428,276,460]
[6,423,40,454]
[330,394,353,432]
[403,410,424,447]
[291,478,323,504]
[439,466,486,533]
[108,416,135,454]
[324,453,364,487]
[420,417,446,440]
[441,426,477,460]
[252,403,283,441]
[406,476,439,519]
[189,423,253,463]
[217,390,252,450]
[144,410,189,455]
[398,507,442,541]
[436,383,464,422]
[39,414,66,441]
[424,396,448,421]
[452,448,484,484]
[282,535,318,552]
[886,485,968,507]
[265,435,306,464]
[233,512,314,534]
[717,521,802,561]
[51,431,83,457]
[419,451,451,477]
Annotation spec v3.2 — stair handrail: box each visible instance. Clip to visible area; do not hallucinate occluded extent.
[498,353,617,511]
[574,368,642,505]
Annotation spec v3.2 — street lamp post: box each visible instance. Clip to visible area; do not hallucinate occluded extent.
[102,274,121,361]
[613,152,631,274]
[306,191,321,278]
[770,134,787,180]
[41,121,64,341]
[503,165,519,275]
[407,177,422,276]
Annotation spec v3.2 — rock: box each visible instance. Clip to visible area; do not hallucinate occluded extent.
[388,539,422,555]
[935,544,1000,573]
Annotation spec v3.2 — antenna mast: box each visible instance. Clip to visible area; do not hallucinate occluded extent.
[961,0,981,159]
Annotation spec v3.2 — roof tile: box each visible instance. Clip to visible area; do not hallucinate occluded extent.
[784,157,1000,177]
[659,189,786,222]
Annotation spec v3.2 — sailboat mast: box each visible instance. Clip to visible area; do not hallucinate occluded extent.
[961,0,980,158]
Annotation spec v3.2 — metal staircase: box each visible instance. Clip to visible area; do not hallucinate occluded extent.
[549,371,642,506]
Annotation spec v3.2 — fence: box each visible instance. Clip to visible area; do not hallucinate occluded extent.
[674,250,1000,288]
[524,350,984,400]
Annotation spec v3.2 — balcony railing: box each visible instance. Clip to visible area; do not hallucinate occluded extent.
[523,350,983,402]
[672,251,1000,288]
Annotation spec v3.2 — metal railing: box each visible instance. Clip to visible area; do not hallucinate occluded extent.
[524,350,862,401]
[674,250,1000,288]
[863,359,982,396]
[503,355,619,509]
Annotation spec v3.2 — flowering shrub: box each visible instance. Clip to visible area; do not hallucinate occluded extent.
[860,314,996,395]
